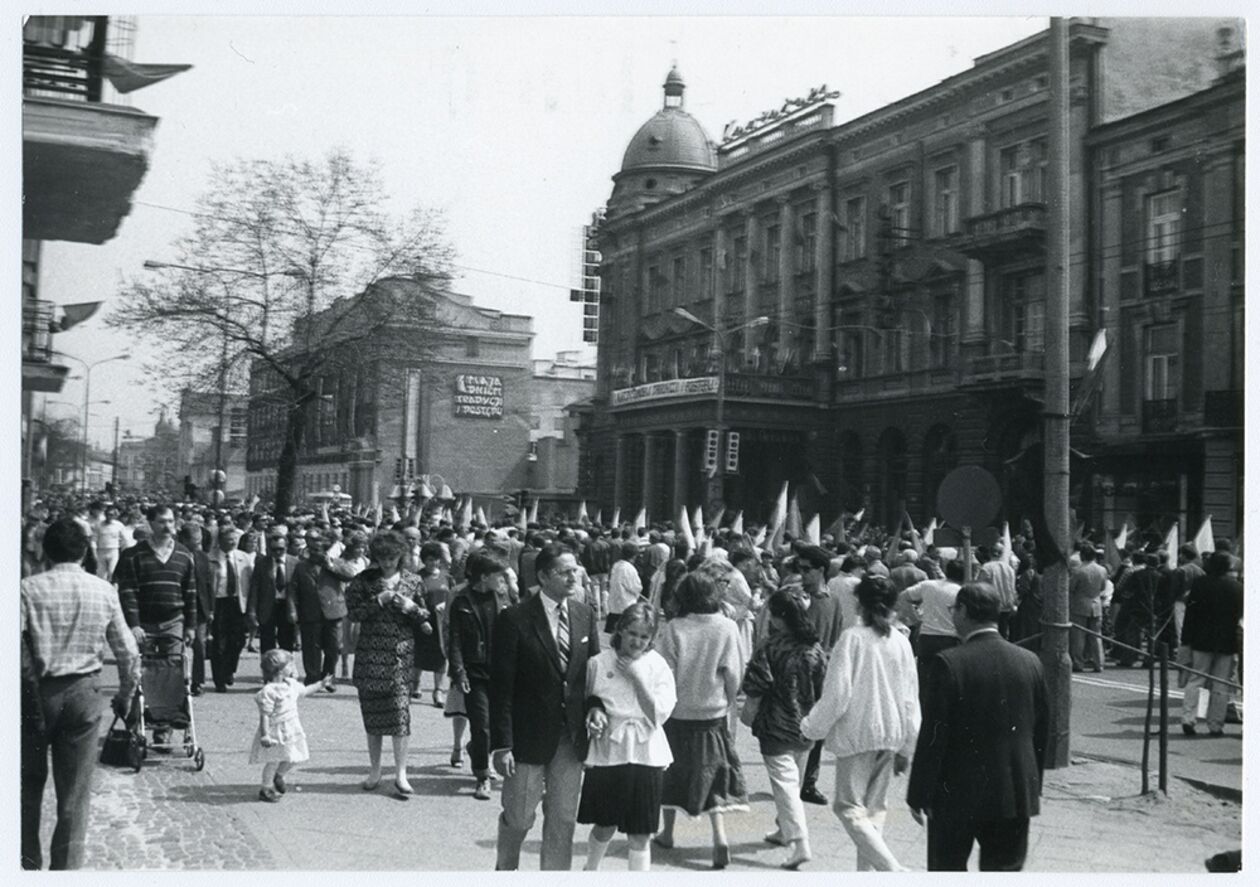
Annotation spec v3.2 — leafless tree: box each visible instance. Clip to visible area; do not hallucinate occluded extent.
[110,148,454,513]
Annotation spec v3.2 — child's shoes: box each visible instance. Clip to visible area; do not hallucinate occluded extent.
[258,787,282,803]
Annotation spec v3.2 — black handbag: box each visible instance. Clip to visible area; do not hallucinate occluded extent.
[99,715,144,770]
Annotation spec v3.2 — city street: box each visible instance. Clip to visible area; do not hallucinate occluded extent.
[39,648,1241,872]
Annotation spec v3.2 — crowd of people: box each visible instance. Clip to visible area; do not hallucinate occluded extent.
[20,490,1243,871]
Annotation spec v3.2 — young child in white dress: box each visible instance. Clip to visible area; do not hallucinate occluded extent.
[252,650,331,802]
[579,601,677,871]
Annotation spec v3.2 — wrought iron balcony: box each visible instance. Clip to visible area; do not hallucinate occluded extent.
[956,203,1047,261]
[23,17,106,102]
[1142,398,1179,434]
[961,351,1045,387]
[22,300,70,393]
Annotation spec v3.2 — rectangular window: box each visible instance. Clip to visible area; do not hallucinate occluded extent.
[1004,273,1046,352]
[699,247,714,299]
[672,256,686,307]
[647,264,661,312]
[229,407,247,446]
[465,336,479,358]
[930,290,956,368]
[799,212,818,272]
[888,182,910,246]
[1147,190,1181,264]
[1000,139,1048,207]
[765,225,781,282]
[844,197,867,261]
[1145,325,1181,403]
[877,323,906,375]
[836,309,865,379]
[732,236,747,291]
[934,166,959,236]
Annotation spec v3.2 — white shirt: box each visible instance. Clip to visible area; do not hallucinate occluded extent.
[607,561,642,615]
[95,519,127,552]
[539,592,571,646]
[826,573,862,632]
[583,649,676,768]
[905,578,961,638]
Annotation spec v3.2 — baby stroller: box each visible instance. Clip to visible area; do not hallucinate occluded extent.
[126,634,205,771]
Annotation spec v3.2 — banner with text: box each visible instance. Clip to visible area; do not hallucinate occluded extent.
[453,374,504,418]
[611,376,719,408]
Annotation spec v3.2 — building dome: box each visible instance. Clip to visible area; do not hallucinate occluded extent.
[618,66,717,175]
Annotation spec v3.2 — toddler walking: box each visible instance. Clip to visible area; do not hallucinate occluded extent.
[252,649,331,801]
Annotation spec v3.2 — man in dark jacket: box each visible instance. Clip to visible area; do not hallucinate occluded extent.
[175,523,214,696]
[908,582,1049,871]
[1180,552,1243,736]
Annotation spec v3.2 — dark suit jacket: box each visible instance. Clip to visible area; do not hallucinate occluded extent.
[292,558,350,622]
[907,630,1049,822]
[489,593,599,765]
[190,548,214,624]
[249,553,299,625]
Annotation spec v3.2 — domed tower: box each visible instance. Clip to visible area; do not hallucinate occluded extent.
[607,66,717,218]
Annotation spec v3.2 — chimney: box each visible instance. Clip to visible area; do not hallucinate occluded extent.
[1215,25,1244,80]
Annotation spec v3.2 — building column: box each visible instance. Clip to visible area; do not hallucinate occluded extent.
[814,184,833,362]
[713,222,727,332]
[743,211,758,361]
[641,432,660,523]
[776,196,794,358]
[613,432,630,515]
[672,429,690,517]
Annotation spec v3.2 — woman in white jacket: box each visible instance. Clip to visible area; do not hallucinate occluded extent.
[800,574,920,871]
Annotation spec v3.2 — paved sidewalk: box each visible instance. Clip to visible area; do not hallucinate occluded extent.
[38,649,1241,872]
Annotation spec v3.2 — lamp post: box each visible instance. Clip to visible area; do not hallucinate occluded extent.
[673,308,769,509]
[57,353,129,495]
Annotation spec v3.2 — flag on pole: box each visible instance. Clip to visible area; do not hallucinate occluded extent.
[594,509,603,527]
[923,518,937,546]
[692,506,705,536]
[805,514,821,545]
[577,501,589,524]
[1193,516,1214,556]
[853,508,865,524]
[825,513,847,541]
[751,526,767,547]
[707,508,725,531]
[769,482,789,533]
[517,504,527,532]
[102,53,192,93]
[55,301,102,332]
[417,481,435,500]
[1116,523,1129,553]
[731,511,744,536]
[1163,521,1179,558]
[612,507,621,528]
[439,484,454,501]
[1001,522,1016,568]
[475,505,488,528]
[679,505,697,554]
[633,507,647,531]
[1070,329,1111,420]
[786,493,803,540]
[528,498,539,525]
[459,497,473,529]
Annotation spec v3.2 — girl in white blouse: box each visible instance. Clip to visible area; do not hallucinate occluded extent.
[578,601,677,871]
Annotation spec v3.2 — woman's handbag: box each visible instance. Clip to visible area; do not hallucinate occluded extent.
[99,714,144,771]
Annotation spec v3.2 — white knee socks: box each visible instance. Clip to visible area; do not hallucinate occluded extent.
[628,846,650,871]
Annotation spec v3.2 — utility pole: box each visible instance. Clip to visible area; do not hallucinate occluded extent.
[112,416,120,491]
[1041,16,1073,769]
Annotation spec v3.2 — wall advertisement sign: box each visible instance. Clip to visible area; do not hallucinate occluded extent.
[453,374,504,418]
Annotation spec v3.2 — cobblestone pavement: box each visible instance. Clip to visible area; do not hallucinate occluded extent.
[34,647,1241,872]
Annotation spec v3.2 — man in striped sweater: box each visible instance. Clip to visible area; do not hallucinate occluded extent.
[115,505,197,651]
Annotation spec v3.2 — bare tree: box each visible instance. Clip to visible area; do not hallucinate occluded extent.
[110,148,454,513]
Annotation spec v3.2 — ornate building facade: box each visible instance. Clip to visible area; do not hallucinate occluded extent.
[579,19,1244,542]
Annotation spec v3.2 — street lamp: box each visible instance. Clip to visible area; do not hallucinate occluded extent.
[57,352,129,495]
[672,308,769,508]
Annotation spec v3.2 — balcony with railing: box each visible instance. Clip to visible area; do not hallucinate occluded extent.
[960,351,1046,388]
[23,16,159,245]
[22,300,70,393]
[833,367,960,404]
[1142,398,1179,434]
[956,203,1048,261]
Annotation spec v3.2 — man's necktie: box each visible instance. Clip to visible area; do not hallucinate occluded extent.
[557,603,570,670]
[226,557,237,602]
[275,561,286,598]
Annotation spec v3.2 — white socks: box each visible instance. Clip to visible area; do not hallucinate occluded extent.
[628,846,650,871]
[585,835,612,870]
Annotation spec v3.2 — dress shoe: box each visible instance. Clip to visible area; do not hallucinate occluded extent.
[800,786,827,805]
[214,684,228,693]
[712,844,730,869]
[361,775,382,791]
[432,689,446,708]
[225,677,235,686]
[190,685,203,697]
[1209,728,1225,737]
[1182,723,1197,736]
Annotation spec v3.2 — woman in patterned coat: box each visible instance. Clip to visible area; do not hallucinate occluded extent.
[346,530,431,798]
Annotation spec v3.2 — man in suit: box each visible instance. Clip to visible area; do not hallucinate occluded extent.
[291,530,355,687]
[1068,544,1108,671]
[907,582,1049,871]
[490,543,600,870]
[247,525,299,654]
[208,525,254,692]
[175,523,214,696]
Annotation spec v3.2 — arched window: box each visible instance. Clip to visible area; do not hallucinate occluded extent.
[922,424,958,522]
[877,427,908,531]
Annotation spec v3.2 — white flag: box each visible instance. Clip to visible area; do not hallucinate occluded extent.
[923,517,937,546]
[731,511,744,536]
[1193,516,1214,556]
[633,507,647,531]
[805,514,821,545]
[1163,522,1179,558]
[679,505,696,553]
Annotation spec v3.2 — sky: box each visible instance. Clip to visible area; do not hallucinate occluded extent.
[23,12,1057,449]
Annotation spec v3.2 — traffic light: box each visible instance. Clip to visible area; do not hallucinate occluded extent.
[724,431,740,474]
[703,429,720,473]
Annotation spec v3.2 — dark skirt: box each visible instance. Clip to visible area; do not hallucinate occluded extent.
[660,717,748,816]
[578,764,664,835]
[358,685,412,737]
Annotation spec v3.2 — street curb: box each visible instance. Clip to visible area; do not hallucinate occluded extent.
[1068,752,1242,804]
